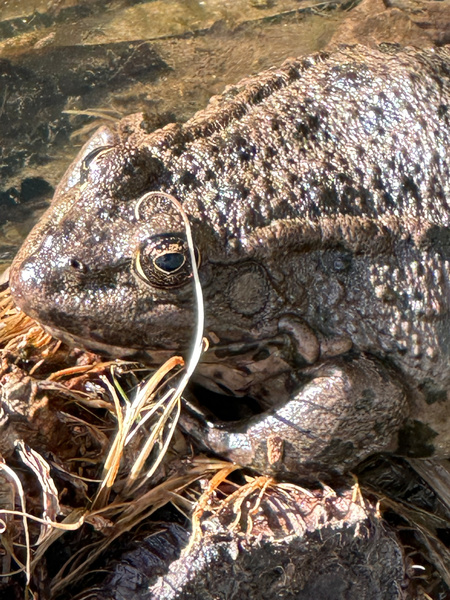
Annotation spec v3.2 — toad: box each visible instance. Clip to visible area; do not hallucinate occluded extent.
[9,45,450,480]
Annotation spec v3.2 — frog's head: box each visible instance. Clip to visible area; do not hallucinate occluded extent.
[9,126,281,386]
[10,128,207,362]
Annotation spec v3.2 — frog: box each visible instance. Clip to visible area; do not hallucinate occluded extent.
[9,44,450,481]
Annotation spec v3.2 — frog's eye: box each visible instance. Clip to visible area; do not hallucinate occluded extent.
[134,233,200,288]
[80,146,114,187]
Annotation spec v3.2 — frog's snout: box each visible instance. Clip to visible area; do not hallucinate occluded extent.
[10,254,43,312]
[10,249,87,319]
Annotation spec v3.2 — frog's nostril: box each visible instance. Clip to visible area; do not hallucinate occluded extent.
[69,258,86,273]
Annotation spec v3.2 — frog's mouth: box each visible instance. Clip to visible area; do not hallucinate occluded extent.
[40,324,176,365]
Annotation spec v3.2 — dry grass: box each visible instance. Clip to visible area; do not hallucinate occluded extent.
[0,194,231,597]
[0,287,56,357]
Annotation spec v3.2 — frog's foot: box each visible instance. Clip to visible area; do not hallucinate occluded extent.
[181,354,408,480]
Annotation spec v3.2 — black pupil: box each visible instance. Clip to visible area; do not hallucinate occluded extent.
[155,252,185,273]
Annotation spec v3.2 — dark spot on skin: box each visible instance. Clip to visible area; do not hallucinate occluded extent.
[419,379,448,405]
[336,171,351,184]
[317,438,355,463]
[238,150,252,162]
[140,155,166,187]
[204,169,215,182]
[341,186,373,215]
[398,420,438,457]
[320,185,340,211]
[251,88,266,105]
[265,185,276,200]
[97,205,121,221]
[382,192,394,209]
[438,104,448,118]
[424,225,450,260]
[416,262,425,277]
[402,176,421,200]
[213,370,223,381]
[295,113,320,140]
[166,126,193,155]
[373,421,387,436]
[382,288,399,305]
[170,143,186,158]
[271,119,281,132]
[179,170,200,190]
[431,151,441,167]
[382,289,409,311]
[108,152,166,197]
[373,105,384,118]
[309,202,321,218]
[227,133,257,163]
[436,313,450,357]
[61,219,76,236]
[355,388,376,411]
[237,184,250,200]
[332,255,352,273]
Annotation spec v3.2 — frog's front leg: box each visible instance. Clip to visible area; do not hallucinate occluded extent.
[181,354,408,480]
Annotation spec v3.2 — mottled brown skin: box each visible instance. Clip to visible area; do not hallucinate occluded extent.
[9,45,450,480]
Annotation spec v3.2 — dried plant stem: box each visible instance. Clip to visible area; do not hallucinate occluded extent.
[0,462,31,584]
